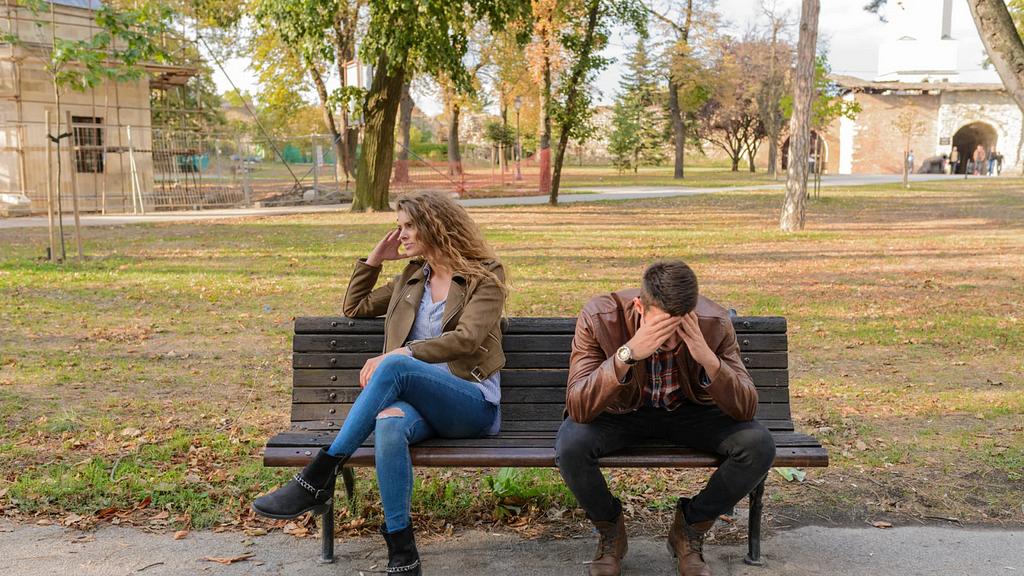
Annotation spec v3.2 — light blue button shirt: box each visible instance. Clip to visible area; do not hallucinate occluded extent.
[405,264,501,435]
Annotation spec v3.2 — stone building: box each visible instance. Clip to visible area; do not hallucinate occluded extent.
[814,76,1022,175]
[1,0,197,213]
[776,0,1022,176]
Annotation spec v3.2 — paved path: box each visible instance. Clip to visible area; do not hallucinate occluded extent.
[0,520,1020,575]
[0,174,969,230]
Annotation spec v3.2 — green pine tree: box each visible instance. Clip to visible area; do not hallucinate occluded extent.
[609,38,667,173]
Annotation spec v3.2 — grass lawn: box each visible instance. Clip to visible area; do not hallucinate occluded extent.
[1,177,1022,536]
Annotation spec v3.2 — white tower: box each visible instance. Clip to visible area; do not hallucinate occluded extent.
[875,0,958,82]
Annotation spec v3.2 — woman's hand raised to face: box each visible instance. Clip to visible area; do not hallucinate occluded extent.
[366,229,409,267]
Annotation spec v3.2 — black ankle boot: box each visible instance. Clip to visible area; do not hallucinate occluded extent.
[381,524,421,574]
[251,448,348,519]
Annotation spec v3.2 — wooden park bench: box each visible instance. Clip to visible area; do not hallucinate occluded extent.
[262,314,829,565]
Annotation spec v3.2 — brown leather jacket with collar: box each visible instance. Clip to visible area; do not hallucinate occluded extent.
[342,258,506,383]
[566,289,758,424]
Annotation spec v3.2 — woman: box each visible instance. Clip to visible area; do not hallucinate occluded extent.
[252,190,507,575]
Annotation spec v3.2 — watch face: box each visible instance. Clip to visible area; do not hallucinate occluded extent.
[617,346,631,363]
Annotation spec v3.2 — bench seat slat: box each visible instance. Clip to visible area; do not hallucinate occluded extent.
[263,445,826,469]
[267,431,825,449]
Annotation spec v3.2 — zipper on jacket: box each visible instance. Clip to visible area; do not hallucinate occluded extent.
[440,291,465,331]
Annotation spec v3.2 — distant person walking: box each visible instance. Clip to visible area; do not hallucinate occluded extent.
[995,150,1004,175]
[973,145,986,175]
[949,146,959,174]
[988,146,997,176]
[906,150,915,174]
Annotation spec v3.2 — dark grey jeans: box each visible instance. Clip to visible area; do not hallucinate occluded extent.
[555,405,775,525]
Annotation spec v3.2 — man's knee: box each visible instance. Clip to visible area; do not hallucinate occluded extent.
[730,426,776,471]
[554,419,598,471]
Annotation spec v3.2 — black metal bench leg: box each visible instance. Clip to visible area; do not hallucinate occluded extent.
[341,466,356,501]
[744,476,767,567]
[318,499,335,564]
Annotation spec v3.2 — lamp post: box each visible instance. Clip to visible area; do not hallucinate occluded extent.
[514,96,522,181]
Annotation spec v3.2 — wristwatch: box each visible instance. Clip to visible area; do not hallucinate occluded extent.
[615,344,637,365]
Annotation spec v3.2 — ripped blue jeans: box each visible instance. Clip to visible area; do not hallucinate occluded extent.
[326,354,497,532]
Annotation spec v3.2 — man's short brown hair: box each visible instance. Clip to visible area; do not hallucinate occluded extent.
[639,260,698,316]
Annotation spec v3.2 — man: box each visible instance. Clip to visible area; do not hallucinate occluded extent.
[556,260,775,576]
[973,145,986,175]
[949,146,959,175]
[988,146,997,176]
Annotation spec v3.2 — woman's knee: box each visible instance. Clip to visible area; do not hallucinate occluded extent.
[370,354,419,386]
[374,407,412,446]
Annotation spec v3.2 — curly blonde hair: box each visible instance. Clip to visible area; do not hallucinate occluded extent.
[396,190,508,294]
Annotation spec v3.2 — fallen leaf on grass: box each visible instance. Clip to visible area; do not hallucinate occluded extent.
[872,521,892,528]
[202,554,255,565]
[856,440,869,451]
[173,530,189,540]
[149,511,169,520]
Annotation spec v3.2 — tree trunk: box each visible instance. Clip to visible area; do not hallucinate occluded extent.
[448,102,462,175]
[731,155,739,171]
[748,150,756,172]
[903,148,909,188]
[538,53,552,194]
[394,80,414,182]
[352,54,405,212]
[780,0,819,232]
[669,81,685,179]
[768,133,779,180]
[967,0,1024,114]
[550,0,601,205]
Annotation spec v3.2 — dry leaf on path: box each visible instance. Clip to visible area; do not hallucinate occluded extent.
[872,521,893,528]
[202,554,255,565]
[173,530,189,540]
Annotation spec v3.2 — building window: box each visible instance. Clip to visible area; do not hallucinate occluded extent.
[72,116,104,173]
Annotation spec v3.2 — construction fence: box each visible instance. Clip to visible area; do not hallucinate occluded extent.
[1,121,554,215]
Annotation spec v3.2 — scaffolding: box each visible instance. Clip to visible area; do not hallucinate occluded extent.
[0,0,205,213]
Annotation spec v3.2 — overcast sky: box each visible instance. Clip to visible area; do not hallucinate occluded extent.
[209,0,1000,117]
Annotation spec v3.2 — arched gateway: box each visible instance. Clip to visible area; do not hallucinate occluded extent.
[951,122,998,174]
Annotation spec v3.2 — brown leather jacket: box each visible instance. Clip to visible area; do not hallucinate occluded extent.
[566,289,758,424]
[342,258,506,382]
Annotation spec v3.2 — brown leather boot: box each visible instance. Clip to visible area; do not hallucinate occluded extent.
[589,513,628,576]
[667,498,714,576]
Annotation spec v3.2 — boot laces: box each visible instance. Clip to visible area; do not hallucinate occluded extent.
[597,525,620,557]
[684,524,706,556]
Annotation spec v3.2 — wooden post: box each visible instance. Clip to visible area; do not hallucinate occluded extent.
[126,126,145,214]
[44,110,57,263]
[65,111,84,259]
